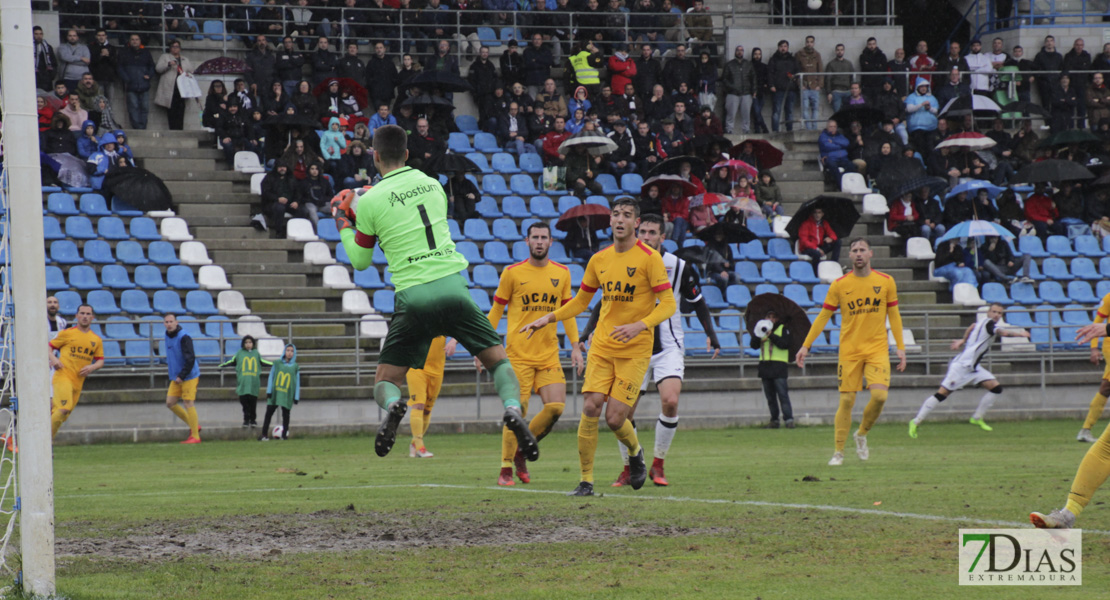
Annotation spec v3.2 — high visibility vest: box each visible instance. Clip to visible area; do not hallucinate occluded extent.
[570,51,600,85]
[760,324,789,363]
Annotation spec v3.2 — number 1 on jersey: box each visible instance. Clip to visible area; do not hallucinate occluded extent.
[417,204,436,251]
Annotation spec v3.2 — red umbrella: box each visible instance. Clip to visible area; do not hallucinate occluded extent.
[935,131,996,150]
[728,139,784,169]
[641,174,699,198]
[556,203,611,231]
[312,77,369,111]
[710,159,758,183]
[688,192,729,209]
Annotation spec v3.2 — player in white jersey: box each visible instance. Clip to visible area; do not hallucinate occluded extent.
[47,296,67,341]
[908,303,1030,437]
[581,214,720,486]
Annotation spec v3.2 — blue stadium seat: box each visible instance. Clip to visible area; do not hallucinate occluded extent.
[104,316,137,340]
[736,261,763,283]
[511,175,540,196]
[569,264,585,287]
[484,241,513,264]
[1010,282,1040,305]
[981,282,1013,305]
[336,243,351,265]
[464,219,494,241]
[205,316,237,339]
[47,192,79,216]
[55,291,81,315]
[473,264,501,288]
[455,241,482,263]
[683,239,705,250]
[317,219,341,242]
[789,261,820,283]
[353,267,384,289]
[456,114,480,134]
[68,265,101,290]
[167,265,200,290]
[65,216,96,240]
[1039,282,1069,304]
[45,266,67,291]
[476,196,503,218]
[491,152,520,174]
[50,240,82,264]
[186,290,219,315]
[548,242,570,263]
[512,240,529,261]
[87,289,120,314]
[1046,235,1078,258]
[96,216,129,240]
[726,285,751,308]
[1067,281,1099,304]
[558,196,582,214]
[1030,326,1061,351]
[761,261,792,284]
[474,132,501,153]
[152,290,185,314]
[747,218,774,238]
[784,284,815,308]
[1006,307,1036,327]
[194,339,223,364]
[1076,235,1105,257]
[79,193,111,216]
[1018,236,1050,258]
[148,241,179,265]
[43,216,64,240]
[767,238,796,260]
[754,283,779,296]
[1033,304,1063,325]
[1063,304,1093,325]
[492,218,523,241]
[124,340,155,365]
[448,219,463,241]
[662,239,678,254]
[373,246,389,266]
[530,196,558,218]
[82,240,114,264]
[700,286,728,309]
[203,19,227,40]
[1026,260,1047,280]
[502,196,529,218]
[448,132,474,153]
[100,265,135,290]
[620,173,644,194]
[684,332,709,356]
[469,289,492,312]
[134,265,166,289]
[101,340,125,365]
[111,197,143,216]
[482,174,509,195]
[550,218,569,240]
[135,316,164,338]
[586,196,610,210]
[1101,257,1110,278]
[717,332,741,355]
[466,152,493,173]
[595,174,621,195]
[812,283,831,305]
[741,240,768,260]
[519,153,544,174]
[128,217,161,241]
[1071,257,1100,280]
[1042,257,1071,280]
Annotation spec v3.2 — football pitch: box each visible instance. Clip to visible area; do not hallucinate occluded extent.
[45,419,1110,599]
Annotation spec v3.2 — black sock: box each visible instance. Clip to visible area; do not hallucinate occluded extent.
[261,405,277,435]
[281,407,290,438]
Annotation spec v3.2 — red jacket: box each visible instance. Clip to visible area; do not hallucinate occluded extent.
[540,130,572,162]
[1024,193,1059,222]
[662,194,690,221]
[798,217,837,251]
[887,200,921,230]
[608,55,638,94]
[694,115,723,138]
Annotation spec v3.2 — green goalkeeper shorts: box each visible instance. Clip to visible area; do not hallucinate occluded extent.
[378,273,503,369]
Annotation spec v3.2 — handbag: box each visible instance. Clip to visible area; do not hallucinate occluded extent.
[176,72,203,99]
[542,166,566,191]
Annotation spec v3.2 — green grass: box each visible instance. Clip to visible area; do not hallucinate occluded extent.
[43,420,1110,599]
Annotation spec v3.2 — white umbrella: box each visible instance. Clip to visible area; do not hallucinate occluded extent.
[939,94,1003,117]
[558,132,618,156]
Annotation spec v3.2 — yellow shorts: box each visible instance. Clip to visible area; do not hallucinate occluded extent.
[52,376,83,413]
[516,361,566,407]
[838,355,891,393]
[167,377,199,401]
[583,354,650,407]
[407,369,443,408]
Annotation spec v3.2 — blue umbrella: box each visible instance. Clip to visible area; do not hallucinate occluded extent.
[936,220,1015,244]
[946,179,1006,200]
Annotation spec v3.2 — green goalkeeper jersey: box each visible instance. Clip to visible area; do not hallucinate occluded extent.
[339,166,468,292]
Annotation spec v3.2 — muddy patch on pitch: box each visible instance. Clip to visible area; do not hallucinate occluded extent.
[58,510,725,559]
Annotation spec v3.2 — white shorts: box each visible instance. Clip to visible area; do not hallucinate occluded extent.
[940,361,995,392]
[640,346,685,391]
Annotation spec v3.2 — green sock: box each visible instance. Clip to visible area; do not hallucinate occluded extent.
[490,359,522,411]
[373,381,402,411]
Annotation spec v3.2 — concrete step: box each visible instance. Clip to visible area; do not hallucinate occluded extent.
[248,298,327,313]
[235,287,339,300]
[164,181,234,195]
[175,192,258,204]
[177,203,251,218]
[140,147,224,160]
[287,323,348,337]
[156,170,254,183]
[201,238,302,251]
[127,137,203,151]
[182,215,257,227]
[139,158,217,172]
[125,129,215,141]
[777,181,826,198]
[220,263,318,275]
[770,170,823,182]
[211,250,290,264]
[230,274,307,288]
[193,226,268,239]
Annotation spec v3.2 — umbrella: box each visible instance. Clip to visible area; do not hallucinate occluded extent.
[785,195,861,241]
[556,203,611,231]
[558,131,619,156]
[939,94,1002,117]
[728,139,784,169]
[1037,129,1100,149]
[1013,159,1095,184]
[101,168,173,212]
[997,100,1050,117]
[874,155,926,199]
[709,159,758,183]
[640,174,699,198]
[47,153,89,188]
[744,293,811,363]
[421,153,480,176]
[935,219,1015,244]
[894,175,948,200]
[647,156,708,180]
[312,77,369,109]
[695,221,756,244]
[401,94,455,109]
[194,57,249,75]
[936,132,997,150]
[830,106,886,130]
[946,179,1005,199]
[688,192,729,209]
[406,70,474,93]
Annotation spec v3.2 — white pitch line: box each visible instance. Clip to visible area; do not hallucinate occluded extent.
[56,482,1110,535]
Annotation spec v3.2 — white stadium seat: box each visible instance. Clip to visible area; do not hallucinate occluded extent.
[953,283,986,306]
[159,217,193,241]
[906,237,936,260]
[927,260,948,283]
[236,315,270,338]
[342,290,373,314]
[772,215,791,238]
[360,314,389,339]
[251,173,266,195]
[234,151,266,174]
[198,265,232,290]
[286,218,319,242]
[323,265,356,289]
[217,290,251,316]
[862,193,889,215]
[257,337,286,359]
[840,172,869,194]
[817,260,842,283]
[179,241,213,265]
[303,241,336,265]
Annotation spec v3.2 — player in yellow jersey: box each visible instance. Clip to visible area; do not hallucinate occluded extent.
[523,197,677,496]
[406,336,456,458]
[1077,292,1110,443]
[796,238,906,466]
[48,304,105,439]
[486,221,584,486]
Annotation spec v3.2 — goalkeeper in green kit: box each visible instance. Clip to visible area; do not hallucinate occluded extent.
[333,124,538,461]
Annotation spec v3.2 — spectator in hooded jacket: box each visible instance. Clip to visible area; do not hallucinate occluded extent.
[298,162,334,226]
[905,77,939,155]
[86,132,121,190]
[76,119,100,160]
[217,100,253,166]
[260,162,305,236]
[339,141,376,189]
[42,113,78,155]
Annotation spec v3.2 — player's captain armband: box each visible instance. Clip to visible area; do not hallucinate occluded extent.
[355,231,377,249]
[652,282,672,293]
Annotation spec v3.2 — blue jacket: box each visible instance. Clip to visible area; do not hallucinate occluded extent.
[76,120,100,159]
[111,130,134,163]
[320,117,347,160]
[905,77,939,133]
[86,132,119,190]
[368,112,397,135]
[165,325,200,382]
[818,130,850,162]
[117,45,156,93]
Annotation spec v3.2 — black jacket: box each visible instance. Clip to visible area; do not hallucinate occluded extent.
[633,56,663,96]
[500,51,525,88]
[364,55,399,105]
[337,55,365,87]
[261,170,299,206]
[245,47,276,90]
[522,46,555,87]
[310,49,339,85]
[767,50,801,92]
[275,47,305,82]
[467,58,500,98]
[298,174,335,208]
[662,57,696,93]
[88,40,118,84]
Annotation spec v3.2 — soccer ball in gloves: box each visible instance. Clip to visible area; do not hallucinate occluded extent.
[754,319,774,339]
[330,186,371,223]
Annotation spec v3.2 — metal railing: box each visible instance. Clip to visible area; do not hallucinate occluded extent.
[764,0,897,27]
[976,0,1110,35]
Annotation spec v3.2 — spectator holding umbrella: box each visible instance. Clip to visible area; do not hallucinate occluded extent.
[449,171,481,222]
[980,235,1033,284]
[934,238,979,290]
[565,144,605,199]
[662,184,691,242]
[1025,183,1065,239]
[887,192,924,239]
[797,207,841,262]
[563,215,602,261]
[640,184,663,218]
